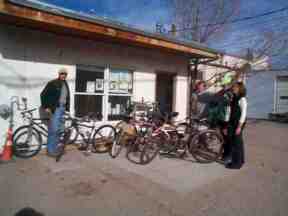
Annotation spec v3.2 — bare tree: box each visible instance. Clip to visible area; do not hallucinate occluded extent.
[248,30,288,70]
[165,0,288,74]
[166,0,240,43]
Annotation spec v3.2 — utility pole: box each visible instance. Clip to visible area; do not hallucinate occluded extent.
[191,0,200,42]
[170,24,177,37]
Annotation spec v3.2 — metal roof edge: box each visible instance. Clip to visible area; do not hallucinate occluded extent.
[6,0,219,56]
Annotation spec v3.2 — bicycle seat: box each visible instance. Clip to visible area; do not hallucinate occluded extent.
[90,112,103,121]
[81,112,103,122]
[148,111,163,120]
[120,114,133,123]
[169,112,179,118]
[162,112,179,119]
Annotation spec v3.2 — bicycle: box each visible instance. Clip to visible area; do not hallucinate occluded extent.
[55,115,117,162]
[12,108,78,158]
[139,116,224,165]
[12,108,48,158]
[109,100,160,164]
[12,108,116,159]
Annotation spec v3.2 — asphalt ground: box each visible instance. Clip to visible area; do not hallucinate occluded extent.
[1,120,287,216]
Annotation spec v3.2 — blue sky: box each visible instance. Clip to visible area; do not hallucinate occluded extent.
[41,0,288,57]
[41,0,172,30]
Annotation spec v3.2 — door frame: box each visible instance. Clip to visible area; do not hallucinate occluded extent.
[155,71,177,112]
[275,75,288,113]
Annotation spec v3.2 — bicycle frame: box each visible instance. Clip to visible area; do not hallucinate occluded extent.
[29,119,49,142]
[72,120,98,145]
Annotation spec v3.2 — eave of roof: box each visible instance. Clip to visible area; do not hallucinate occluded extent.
[0,0,220,59]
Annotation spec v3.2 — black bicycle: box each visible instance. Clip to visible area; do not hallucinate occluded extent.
[12,109,116,159]
[12,108,48,158]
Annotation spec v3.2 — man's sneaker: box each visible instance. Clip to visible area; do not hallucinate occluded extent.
[46,151,60,158]
[223,156,232,165]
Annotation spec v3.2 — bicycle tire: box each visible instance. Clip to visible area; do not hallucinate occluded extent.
[109,121,126,158]
[55,129,71,162]
[67,126,79,144]
[93,125,116,153]
[12,125,42,158]
[189,130,224,163]
[140,134,162,165]
[126,136,146,164]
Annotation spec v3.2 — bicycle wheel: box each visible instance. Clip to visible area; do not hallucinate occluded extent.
[140,134,162,165]
[109,121,127,158]
[67,126,79,144]
[55,129,71,162]
[189,130,224,163]
[13,126,42,158]
[126,136,146,164]
[93,125,116,153]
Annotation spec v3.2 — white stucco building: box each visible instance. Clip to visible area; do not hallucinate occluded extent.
[0,0,219,149]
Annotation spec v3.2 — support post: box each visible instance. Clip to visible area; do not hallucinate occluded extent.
[188,58,199,125]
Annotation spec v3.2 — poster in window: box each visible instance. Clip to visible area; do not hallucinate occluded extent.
[119,71,130,91]
[95,79,104,91]
[119,80,129,91]
[110,71,119,91]
[110,81,117,90]
[86,81,95,93]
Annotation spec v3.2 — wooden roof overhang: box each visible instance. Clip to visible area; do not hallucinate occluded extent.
[0,0,219,60]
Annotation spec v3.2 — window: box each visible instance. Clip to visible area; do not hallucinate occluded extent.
[108,68,133,120]
[108,96,131,121]
[109,69,133,94]
[75,65,133,121]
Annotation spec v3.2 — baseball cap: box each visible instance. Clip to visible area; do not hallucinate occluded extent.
[58,68,68,74]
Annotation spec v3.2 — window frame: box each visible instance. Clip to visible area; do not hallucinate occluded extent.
[75,65,133,122]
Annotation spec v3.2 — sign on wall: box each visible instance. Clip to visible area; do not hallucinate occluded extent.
[86,81,95,93]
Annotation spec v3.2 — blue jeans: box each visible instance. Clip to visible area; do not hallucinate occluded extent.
[47,105,65,154]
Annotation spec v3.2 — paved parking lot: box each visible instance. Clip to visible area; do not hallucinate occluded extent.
[1,120,288,216]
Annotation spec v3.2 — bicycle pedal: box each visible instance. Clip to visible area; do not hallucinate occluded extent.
[78,146,88,151]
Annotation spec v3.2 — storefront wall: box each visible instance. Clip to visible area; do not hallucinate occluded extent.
[0,24,189,148]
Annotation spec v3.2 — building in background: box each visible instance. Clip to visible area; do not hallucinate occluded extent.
[246,69,288,119]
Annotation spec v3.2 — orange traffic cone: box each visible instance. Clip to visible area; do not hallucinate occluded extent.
[1,128,13,161]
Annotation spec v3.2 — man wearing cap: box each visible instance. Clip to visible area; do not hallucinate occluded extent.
[40,68,70,157]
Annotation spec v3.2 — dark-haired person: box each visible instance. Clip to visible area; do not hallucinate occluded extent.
[40,68,70,157]
[191,81,215,119]
[15,207,44,216]
[223,82,247,169]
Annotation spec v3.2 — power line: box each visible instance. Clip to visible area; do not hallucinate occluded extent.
[173,5,288,32]
[214,28,288,48]
[173,15,288,48]
[170,13,288,41]
[213,21,288,42]
[227,14,288,30]
[214,29,288,48]
[212,33,288,49]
